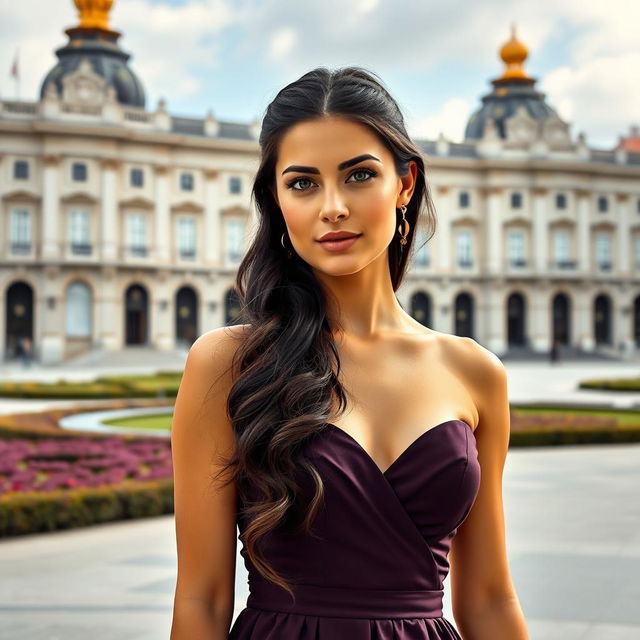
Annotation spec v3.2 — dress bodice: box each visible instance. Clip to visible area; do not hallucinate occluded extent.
[230,419,481,639]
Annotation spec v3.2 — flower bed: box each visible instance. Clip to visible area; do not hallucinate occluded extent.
[0,399,177,537]
[0,435,172,494]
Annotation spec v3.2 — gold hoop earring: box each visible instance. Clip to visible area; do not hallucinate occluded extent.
[280,232,292,259]
[397,204,410,246]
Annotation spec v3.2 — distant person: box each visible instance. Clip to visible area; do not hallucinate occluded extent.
[19,335,33,367]
[550,338,560,364]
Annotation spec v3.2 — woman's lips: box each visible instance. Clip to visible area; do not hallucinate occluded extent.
[317,234,362,252]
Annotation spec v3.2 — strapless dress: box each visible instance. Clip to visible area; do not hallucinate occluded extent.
[229,418,481,639]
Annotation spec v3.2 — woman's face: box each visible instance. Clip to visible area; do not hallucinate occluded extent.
[272,115,416,274]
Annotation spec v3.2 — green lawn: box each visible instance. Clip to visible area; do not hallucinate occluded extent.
[103,413,172,430]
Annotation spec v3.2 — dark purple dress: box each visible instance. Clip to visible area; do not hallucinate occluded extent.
[229,418,481,639]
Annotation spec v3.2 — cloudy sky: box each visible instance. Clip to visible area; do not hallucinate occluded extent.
[1,0,638,148]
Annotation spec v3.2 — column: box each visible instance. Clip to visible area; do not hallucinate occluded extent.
[616,192,630,276]
[154,273,172,350]
[100,159,119,261]
[531,187,548,273]
[96,266,120,351]
[529,285,551,353]
[154,164,170,262]
[434,185,451,272]
[42,153,61,259]
[485,281,506,354]
[39,264,64,364]
[204,169,221,265]
[575,285,594,351]
[485,187,502,274]
[576,189,590,273]
[614,296,634,357]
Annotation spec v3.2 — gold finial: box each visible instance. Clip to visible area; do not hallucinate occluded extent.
[497,23,532,82]
[73,0,113,31]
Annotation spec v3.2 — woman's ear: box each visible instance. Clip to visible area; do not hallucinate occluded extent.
[399,160,418,204]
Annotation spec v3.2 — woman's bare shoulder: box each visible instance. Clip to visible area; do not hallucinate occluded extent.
[433,332,506,417]
[187,324,251,370]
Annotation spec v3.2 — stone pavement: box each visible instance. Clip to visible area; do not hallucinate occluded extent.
[1,350,640,638]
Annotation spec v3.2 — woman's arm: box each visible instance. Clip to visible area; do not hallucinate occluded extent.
[170,327,244,639]
[449,338,530,640]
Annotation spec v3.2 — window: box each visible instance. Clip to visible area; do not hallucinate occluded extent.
[458,191,470,208]
[455,230,473,267]
[72,162,87,182]
[510,192,523,209]
[126,213,147,256]
[595,233,611,269]
[10,209,31,253]
[226,219,245,261]
[507,230,525,266]
[597,195,608,212]
[14,160,29,180]
[555,193,567,209]
[180,172,194,191]
[229,176,241,194]
[178,217,196,258]
[69,210,91,254]
[553,230,571,262]
[130,168,144,187]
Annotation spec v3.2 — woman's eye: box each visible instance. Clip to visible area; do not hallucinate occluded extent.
[286,168,376,192]
[347,168,376,183]
[287,177,314,191]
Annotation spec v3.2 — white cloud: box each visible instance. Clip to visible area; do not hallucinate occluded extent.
[408,97,474,142]
[267,27,298,62]
[541,52,640,146]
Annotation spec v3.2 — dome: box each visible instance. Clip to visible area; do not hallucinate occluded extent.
[464,25,560,140]
[39,0,145,108]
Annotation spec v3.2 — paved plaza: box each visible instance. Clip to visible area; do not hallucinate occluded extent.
[1,350,639,639]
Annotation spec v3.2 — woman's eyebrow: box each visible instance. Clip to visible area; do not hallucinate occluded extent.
[281,153,381,175]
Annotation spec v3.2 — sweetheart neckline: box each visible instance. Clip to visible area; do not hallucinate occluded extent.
[325,418,474,477]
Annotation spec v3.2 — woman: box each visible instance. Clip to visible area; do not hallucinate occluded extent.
[170,66,529,639]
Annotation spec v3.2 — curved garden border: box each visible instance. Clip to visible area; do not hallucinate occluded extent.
[59,407,173,438]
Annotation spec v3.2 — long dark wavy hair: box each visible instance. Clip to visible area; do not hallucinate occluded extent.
[214,66,437,601]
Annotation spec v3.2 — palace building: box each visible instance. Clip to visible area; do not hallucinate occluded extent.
[1,3,639,364]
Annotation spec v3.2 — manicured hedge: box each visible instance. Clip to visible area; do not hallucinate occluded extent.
[0,372,183,399]
[0,478,174,536]
[579,378,640,391]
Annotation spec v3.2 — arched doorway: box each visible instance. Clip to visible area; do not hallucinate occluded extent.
[175,286,198,347]
[551,293,570,346]
[125,284,149,345]
[594,293,612,345]
[5,281,34,360]
[225,288,242,325]
[507,292,526,346]
[454,292,474,338]
[410,291,433,328]
[633,295,640,347]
